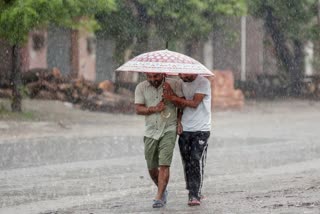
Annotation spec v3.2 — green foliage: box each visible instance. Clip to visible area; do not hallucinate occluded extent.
[247,0,320,94]
[18,85,30,98]
[96,1,145,64]
[0,0,116,45]
[96,0,246,64]
[248,0,318,41]
[96,1,141,46]
[139,0,247,42]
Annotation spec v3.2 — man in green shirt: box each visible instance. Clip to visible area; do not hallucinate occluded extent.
[135,73,182,208]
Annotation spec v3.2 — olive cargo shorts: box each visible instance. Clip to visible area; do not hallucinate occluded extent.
[144,131,177,169]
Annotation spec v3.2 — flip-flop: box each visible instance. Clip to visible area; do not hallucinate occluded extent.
[152,199,164,208]
[162,190,168,204]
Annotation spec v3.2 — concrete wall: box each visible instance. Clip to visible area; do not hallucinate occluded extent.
[71,30,96,81]
[211,16,265,81]
[212,18,242,79]
[47,26,72,76]
[95,32,115,82]
[27,31,48,70]
[246,16,264,80]
[0,16,272,85]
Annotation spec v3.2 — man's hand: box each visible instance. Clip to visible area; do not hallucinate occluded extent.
[154,101,165,112]
[135,101,165,115]
[146,101,166,114]
[163,82,173,93]
[162,82,175,101]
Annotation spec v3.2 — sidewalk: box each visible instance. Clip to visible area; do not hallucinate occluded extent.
[0,99,145,141]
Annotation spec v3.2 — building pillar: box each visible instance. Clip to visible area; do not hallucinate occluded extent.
[71,27,96,81]
[241,16,247,81]
[203,33,214,70]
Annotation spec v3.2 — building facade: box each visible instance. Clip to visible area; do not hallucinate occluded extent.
[0,16,281,85]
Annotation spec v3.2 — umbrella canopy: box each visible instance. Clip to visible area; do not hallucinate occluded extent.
[116,49,214,76]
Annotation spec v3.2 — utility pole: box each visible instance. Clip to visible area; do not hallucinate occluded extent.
[241,16,247,81]
[318,0,320,25]
[317,0,320,73]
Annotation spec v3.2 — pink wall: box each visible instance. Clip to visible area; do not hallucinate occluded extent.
[71,29,96,81]
[2,26,97,82]
[29,31,48,69]
[21,31,48,71]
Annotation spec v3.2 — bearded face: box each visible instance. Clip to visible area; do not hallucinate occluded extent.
[146,73,165,88]
[178,74,198,82]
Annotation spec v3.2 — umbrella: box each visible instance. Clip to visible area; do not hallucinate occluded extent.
[116,49,214,76]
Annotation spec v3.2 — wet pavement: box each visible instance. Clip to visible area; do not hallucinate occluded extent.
[1,99,320,214]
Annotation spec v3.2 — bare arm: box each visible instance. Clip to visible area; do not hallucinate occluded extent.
[169,93,205,108]
[162,82,205,108]
[177,108,183,135]
[135,102,165,115]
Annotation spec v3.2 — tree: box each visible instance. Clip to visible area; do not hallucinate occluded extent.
[140,0,246,57]
[248,0,319,95]
[96,0,246,66]
[96,0,147,67]
[0,0,116,112]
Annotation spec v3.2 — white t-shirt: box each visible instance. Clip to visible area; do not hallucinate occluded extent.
[180,75,211,132]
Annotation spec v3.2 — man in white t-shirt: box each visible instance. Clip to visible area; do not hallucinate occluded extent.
[163,73,211,206]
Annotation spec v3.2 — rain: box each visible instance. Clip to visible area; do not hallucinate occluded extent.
[1,0,320,213]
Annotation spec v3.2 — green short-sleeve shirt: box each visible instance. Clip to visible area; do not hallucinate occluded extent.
[135,78,183,140]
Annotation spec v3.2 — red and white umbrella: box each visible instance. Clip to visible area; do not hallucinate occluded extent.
[116,49,214,76]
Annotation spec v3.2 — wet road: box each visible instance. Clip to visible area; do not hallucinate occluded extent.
[1,100,320,214]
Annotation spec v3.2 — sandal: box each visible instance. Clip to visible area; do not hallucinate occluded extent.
[162,189,168,204]
[152,199,165,208]
[188,197,201,206]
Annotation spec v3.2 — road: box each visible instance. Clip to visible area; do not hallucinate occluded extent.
[0,99,320,214]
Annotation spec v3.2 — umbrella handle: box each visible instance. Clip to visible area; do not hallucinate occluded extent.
[161,76,171,118]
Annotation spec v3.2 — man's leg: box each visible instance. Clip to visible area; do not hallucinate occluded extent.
[155,165,169,200]
[144,136,169,208]
[178,132,192,191]
[156,131,176,202]
[144,137,160,187]
[148,168,159,186]
[199,144,208,197]
[189,131,210,200]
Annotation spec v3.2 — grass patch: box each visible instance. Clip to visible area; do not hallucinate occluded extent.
[0,104,36,121]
